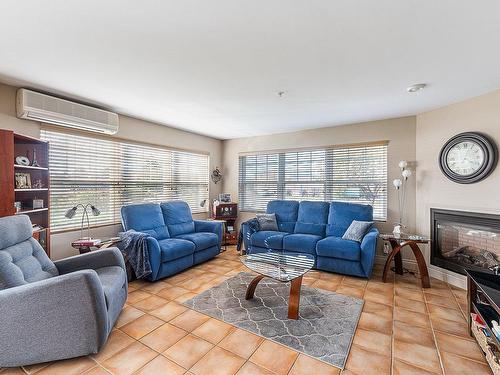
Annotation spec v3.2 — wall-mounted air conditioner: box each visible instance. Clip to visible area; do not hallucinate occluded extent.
[16,89,119,134]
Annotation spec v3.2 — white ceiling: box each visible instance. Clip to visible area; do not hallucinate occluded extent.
[1,1,499,140]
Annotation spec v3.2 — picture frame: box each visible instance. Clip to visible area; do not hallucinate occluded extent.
[218,193,231,203]
[15,172,32,189]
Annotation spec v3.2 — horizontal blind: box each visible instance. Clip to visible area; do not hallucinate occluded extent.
[41,129,209,232]
[239,143,387,220]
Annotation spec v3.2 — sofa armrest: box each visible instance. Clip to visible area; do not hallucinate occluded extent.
[194,220,223,247]
[0,270,108,367]
[55,247,125,275]
[360,227,379,277]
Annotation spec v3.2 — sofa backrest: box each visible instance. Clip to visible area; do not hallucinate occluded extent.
[266,200,299,233]
[161,201,195,237]
[326,201,374,237]
[121,203,170,240]
[0,215,58,290]
[294,201,330,236]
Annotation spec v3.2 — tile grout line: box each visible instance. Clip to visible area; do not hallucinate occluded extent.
[424,284,447,375]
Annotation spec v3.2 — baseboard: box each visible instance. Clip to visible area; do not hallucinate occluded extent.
[374,255,466,290]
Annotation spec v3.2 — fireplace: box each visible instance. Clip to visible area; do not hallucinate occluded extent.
[431,208,500,275]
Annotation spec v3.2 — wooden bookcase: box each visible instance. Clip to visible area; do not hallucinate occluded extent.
[0,130,50,257]
[213,203,238,246]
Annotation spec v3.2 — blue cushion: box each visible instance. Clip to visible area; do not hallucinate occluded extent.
[316,236,361,261]
[250,231,289,249]
[283,233,322,254]
[161,201,195,236]
[158,238,195,262]
[267,200,299,233]
[326,201,373,237]
[294,201,329,236]
[176,232,219,251]
[121,203,170,240]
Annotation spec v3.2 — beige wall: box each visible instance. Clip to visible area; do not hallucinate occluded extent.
[222,117,417,257]
[415,89,500,286]
[0,83,223,259]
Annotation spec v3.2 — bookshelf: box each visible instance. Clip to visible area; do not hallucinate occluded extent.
[0,130,50,257]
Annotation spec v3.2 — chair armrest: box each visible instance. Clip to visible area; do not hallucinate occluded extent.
[146,237,162,281]
[360,227,379,277]
[194,220,223,247]
[55,247,125,275]
[0,270,108,367]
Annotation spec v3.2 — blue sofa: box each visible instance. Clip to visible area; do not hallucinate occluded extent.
[242,200,379,278]
[121,201,223,281]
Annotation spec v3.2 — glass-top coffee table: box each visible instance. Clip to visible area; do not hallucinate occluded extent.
[240,251,315,319]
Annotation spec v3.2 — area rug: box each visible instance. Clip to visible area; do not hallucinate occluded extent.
[183,272,363,369]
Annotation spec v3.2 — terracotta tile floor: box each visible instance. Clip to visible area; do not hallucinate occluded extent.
[1,247,492,375]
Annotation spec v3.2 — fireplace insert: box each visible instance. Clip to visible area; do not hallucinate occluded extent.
[431,208,500,275]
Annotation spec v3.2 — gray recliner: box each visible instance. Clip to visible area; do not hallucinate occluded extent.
[0,215,128,367]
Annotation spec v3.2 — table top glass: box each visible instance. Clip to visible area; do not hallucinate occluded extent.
[379,233,430,243]
[240,251,315,282]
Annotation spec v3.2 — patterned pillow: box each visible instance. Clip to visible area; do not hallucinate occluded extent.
[342,220,374,242]
[256,213,279,231]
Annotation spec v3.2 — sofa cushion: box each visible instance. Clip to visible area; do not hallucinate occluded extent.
[250,231,289,249]
[95,265,126,308]
[161,201,195,237]
[326,201,373,237]
[158,238,196,262]
[176,232,219,251]
[121,203,170,240]
[294,201,329,236]
[266,200,299,233]
[316,236,361,261]
[256,213,279,231]
[283,233,322,254]
[342,220,374,242]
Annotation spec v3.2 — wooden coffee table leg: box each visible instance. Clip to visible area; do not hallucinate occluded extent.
[383,244,402,283]
[390,239,404,275]
[245,275,265,300]
[288,276,303,319]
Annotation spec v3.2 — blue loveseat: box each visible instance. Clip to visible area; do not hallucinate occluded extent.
[241,200,379,278]
[121,201,223,281]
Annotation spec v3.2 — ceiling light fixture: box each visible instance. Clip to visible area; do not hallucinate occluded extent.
[407,83,427,93]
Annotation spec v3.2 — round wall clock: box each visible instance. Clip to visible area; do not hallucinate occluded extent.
[439,132,497,184]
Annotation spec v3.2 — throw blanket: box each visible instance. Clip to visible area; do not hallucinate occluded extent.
[236,218,260,253]
[118,230,152,279]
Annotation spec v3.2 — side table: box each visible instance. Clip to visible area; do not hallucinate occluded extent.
[379,233,431,288]
[71,238,122,254]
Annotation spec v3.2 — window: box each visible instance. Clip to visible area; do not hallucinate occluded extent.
[41,129,209,232]
[238,143,387,220]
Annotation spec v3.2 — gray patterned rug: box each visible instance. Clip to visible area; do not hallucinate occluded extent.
[183,272,363,369]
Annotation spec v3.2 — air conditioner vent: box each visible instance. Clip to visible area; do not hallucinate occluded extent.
[16,89,119,134]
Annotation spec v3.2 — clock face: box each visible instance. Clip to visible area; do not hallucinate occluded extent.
[446,141,485,176]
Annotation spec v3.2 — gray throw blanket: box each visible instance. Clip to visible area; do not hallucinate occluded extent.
[118,230,152,279]
[237,218,260,253]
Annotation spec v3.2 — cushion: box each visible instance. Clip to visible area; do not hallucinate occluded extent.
[158,238,196,262]
[95,265,126,308]
[266,200,299,233]
[327,201,373,237]
[256,213,279,231]
[294,201,329,236]
[176,232,219,251]
[283,233,322,254]
[250,231,289,249]
[161,201,195,236]
[342,221,374,242]
[316,237,361,261]
[121,203,170,240]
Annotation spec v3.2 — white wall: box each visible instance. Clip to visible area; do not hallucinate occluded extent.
[415,89,500,287]
[0,83,223,259]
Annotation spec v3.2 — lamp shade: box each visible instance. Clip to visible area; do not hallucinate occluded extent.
[398,160,408,169]
[393,179,402,189]
[90,205,100,216]
[402,169,412,179]
[64,206,77,219]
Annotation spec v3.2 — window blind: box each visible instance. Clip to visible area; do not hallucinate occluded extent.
[41,129,209,232]
[239,143,387,220]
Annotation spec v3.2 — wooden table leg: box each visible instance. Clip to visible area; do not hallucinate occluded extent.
[245,275,265,300]
[288,276,303,319]
[383,243,402,283]
[390,239,404,274]
[407,241,431,288]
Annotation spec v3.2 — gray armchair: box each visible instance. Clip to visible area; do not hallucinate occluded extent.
[0,215,127,367]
